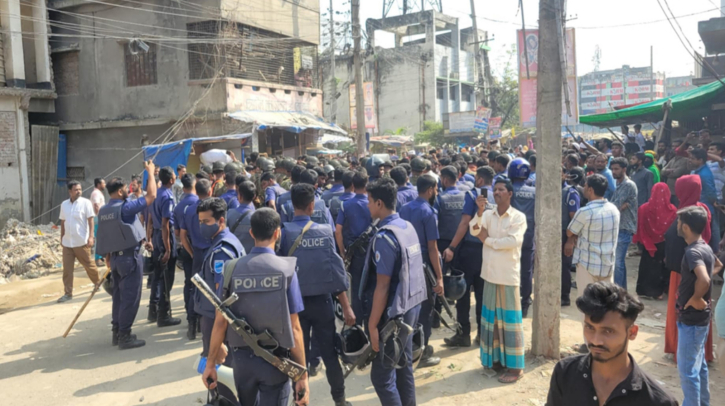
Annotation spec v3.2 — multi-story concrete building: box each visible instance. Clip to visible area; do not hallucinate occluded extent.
[320,10,488,135]
[47,0,329,192]
[579,65,665,116]
[0,0,57,224]
[665,76,696,97]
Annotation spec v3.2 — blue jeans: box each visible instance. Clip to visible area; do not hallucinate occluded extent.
[614,230,632,290]
[677,322,710,406]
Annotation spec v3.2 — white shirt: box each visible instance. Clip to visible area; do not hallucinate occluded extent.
[90,188,105,213]
[469,205,527,287]
[59,197,95,248]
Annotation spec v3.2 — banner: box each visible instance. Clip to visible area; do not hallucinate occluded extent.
[349,83,376,129]
[474,106,492,133]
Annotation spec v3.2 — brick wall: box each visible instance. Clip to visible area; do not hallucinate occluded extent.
[0,111,17,167]
[52,52,79,96]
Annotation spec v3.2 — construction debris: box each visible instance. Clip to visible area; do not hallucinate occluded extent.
[0,219,61,281]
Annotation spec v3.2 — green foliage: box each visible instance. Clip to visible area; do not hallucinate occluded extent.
[415,121,446,147]
[491,44,523,133]
[383,126,408,135]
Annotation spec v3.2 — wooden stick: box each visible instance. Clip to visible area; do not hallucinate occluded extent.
[63,267,111,338]
[606,127,625,144]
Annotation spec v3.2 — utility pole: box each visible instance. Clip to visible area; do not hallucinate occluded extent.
[403,0,408,14]
[329,0,337,123]
[469,0,488,144]
[650,45,654,102]
[531,0,562,358]
[352,0,366,156]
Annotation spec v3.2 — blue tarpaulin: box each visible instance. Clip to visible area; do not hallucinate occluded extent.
[141,133,252,187]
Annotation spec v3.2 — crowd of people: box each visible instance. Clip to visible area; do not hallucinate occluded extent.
[53,129,725,405]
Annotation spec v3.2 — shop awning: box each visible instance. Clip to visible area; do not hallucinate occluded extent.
[370,135,413,147]
[227,110,347,135]
[579,80,725,127]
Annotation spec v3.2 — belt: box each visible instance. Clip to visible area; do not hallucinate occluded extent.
[114,245,142,256]
[234,346,291,359]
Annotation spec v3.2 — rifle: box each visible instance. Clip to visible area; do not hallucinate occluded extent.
[191,274,307,382]
[423,263,463,335]
[343,219,380,270]
[341,317,413,379]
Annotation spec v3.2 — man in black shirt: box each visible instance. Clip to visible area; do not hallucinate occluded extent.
[546,282,678,406]
[676,206,720,406]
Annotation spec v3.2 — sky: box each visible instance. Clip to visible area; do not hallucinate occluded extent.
[328,0,725,79]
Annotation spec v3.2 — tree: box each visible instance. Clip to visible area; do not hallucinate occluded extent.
[414,121,446,147]
[491,44,522,133]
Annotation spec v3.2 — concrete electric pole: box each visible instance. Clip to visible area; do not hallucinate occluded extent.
[352,0,366,157]
[531,0,562,358]
[329,0,337,124]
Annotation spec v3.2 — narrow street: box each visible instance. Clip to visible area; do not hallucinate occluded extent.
[1,256,721,405]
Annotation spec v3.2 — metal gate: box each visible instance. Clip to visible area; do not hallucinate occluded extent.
[31,125,59,224]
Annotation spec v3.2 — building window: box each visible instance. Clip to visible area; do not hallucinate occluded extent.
[66,166,85,180]
[125,43,157,87]
[436,79,446,100]
[52,51,79,95]
[462,84,474,102]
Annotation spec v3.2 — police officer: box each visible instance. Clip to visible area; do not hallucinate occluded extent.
[492,154,510,184]
[280,170,335,227]
[399,174,443,368]
[366,156,385,183]
[277,165,305,217]
[228,179,257,254]
[149,167,181,327]
[409,157,426,188]
[173,174,199,339]
[211,162,227,197]
[97,161,157,349]
[361,178,426,405]
[195,197,245,404]
[335,171,372,323]
[203,208,309,406]
[321,167,346,207]
[390,166,418,212]
[442,166,495,347]
[261,172,286,211]
[279,184,355,406]
[509,158,536,317]
[275,158,294,190]
[436,166,466,255]
[329,171,355,223]
[179,179,214,330]
[220,166,240,210]
[455,162,474,191]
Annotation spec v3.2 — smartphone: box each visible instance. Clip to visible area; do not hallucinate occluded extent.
[481,188,488,199]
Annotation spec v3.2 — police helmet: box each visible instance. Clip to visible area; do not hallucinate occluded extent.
[365,155,385,174]
[201,165,213,174]
[410,157,426,172]
[507,157,531,180]
[102,273,113,296]
[143,255,153,275]
[257,157,275,172]
[212,161,225,173]
[306,156,320,166]
[383,160,394,169]
[223,162,238,174]
[329,159,341,168]
[411,323,424,370]
[334,325,370,366]
[323,164,335,177]
[443,268,467,301]
[339,159,350,168]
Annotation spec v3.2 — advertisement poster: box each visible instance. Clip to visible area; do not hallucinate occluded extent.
[517,28,578,128]
[349,83,376,129]
[449,111,477,133]
[474,106,492,133]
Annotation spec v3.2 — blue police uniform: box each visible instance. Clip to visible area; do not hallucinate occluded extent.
[399,197,438,347]
[265,184,287,207]
[280,197,335,230]
[196,227,244,404]
[457,188,488,336]
[227,203,256,254]
[395,185,419,212]
[180,198,212,278]
[328,192,354,227]
[223,247,304,406]
[511,180,536,315]
[174,193,199,323]
[279,216,349,404]
[277,190,292,218]
[150,186,177,317]
[321,184,344,207]
[463,173,475,184]
[360,214,425,406]
[221,189,240,210]
[561,185,581,303]
[97,197,148,336]
[336,193,372,323]
[434,186,465,251]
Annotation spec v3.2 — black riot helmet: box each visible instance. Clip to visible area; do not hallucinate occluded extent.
[334,325,370,366]
[411,323,424,370]
[365,155,385,175]
[443,267,467,301]
[256,157,275,172]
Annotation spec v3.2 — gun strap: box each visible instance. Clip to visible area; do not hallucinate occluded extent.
[287,221,314,256]
[230,210,251,234]
[223,258,242,291]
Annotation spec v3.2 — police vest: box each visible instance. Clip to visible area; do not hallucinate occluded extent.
[281,198,332,226]
[96,200,145,256]
[329,196,344,223]
[227,208,255,254]
[457,181,473,192]
[512,182,536,249]
[277,191,292,217]
[226,253,297,350]
[361,222,427,318]
[437,191,465,241]
[281,221,348,297]
[322,189,344,208]
[194,233,245,319]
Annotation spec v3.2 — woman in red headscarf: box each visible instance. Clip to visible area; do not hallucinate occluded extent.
[634,183,677,299]
[663,175,714,362]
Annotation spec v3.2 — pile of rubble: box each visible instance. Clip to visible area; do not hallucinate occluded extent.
[0,219,62,282]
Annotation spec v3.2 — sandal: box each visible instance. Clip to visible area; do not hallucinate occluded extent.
[498,370,523,384]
